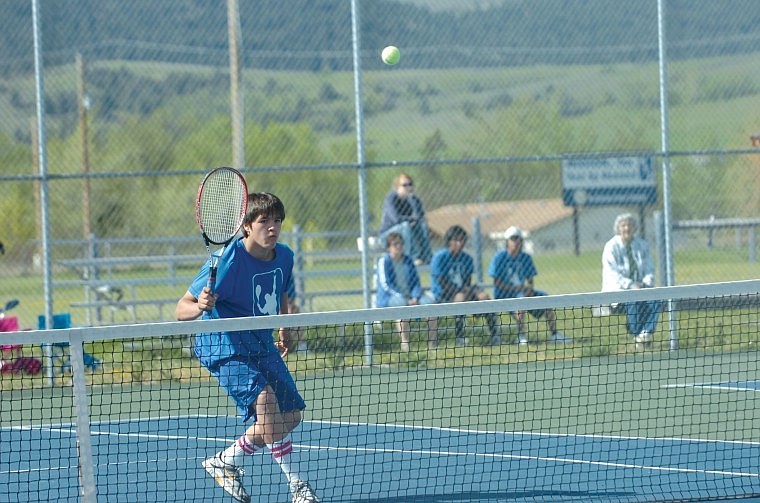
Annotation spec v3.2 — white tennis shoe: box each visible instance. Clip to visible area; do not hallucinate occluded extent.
[202,453,250,503]
[634,331,652,344]
[547,331,571,343]
[289,479,320,503]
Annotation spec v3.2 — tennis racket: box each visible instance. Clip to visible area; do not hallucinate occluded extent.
[195,167,248,298]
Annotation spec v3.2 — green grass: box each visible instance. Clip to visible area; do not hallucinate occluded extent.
[3,245,758,325]
[2,245,757,380]
[2,245,758,394]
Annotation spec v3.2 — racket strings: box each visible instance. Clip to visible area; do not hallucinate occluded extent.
[197,171,247,244]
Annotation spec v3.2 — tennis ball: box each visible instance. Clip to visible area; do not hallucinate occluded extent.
[381,46,400,65]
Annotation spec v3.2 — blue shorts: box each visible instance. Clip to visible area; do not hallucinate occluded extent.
[210,351,306,423]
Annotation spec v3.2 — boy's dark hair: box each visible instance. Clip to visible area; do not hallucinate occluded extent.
[385,232,404,248]
[444,225,468,245]
[242,193,285,237]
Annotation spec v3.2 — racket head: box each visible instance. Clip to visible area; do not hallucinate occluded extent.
[195,167,249,245]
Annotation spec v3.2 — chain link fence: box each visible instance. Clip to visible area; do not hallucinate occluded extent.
[1,0,759,326]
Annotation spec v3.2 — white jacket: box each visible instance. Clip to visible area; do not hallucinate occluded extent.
[602,235,655,292]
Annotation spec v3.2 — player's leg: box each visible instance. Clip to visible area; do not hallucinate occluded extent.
[638,299,662,341]
[410,220,432,264]
[425,317,439,348]
[418,292,438,347]
[625,302,651,348]
[259,353,319,503]
[202,359,268,503]
[513,310,528,344]
[469,286,500,345]
[397,319,411,351]
[542,305,571,343]
[452,291,468,346]
[646,299,662,330]
[386,293,410,350]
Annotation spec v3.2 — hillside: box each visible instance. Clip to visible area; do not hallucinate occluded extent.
[1,0,758,74]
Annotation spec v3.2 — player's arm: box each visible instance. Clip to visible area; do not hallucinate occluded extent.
[436,274,461,298]
[493,276,514,294]
[639,241,656,287]
[175,288,215,321]
[523,277,535,296]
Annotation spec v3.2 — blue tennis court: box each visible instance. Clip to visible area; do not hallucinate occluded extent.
[4,286,760,502]
[4,413,760,502]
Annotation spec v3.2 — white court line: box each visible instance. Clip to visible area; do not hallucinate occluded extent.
[664,381,760,393]
[4,439,758,480]
[300,444,760,479]
[307,419,760,447]
[0,455,205,476]
[6,416,760,447]
[4,417,760,480]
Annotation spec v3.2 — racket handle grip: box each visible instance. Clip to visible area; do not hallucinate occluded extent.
[205,266,218,312]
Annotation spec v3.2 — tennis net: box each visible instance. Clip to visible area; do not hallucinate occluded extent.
[2,280,760,502]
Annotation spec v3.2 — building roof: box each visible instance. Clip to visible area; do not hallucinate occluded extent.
[426,198,574,239]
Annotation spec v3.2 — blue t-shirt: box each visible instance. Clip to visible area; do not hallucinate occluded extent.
[430,248,474,301]
[189,238,294,368]
[488,250,538,299]
[285,272,296,301]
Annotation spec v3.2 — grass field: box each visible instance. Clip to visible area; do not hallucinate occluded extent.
[1,244,758,393]
[3,245,759,326]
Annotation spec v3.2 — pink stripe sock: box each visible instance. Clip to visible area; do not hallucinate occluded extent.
[221,434,259,466]
[268,436,302,482]
[269,440,293,459]
[237,434,257,455]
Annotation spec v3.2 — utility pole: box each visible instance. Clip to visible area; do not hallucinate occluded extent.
[77,53,92,239]
[227,0,244,169]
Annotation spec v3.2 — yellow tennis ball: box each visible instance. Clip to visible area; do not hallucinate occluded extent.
[381,46,400,65]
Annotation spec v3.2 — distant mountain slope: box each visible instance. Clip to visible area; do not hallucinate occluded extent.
[0,0,757,73]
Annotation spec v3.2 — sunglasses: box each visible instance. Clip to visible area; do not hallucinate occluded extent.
[401,182,413,187]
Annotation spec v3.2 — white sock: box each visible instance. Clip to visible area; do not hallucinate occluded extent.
[268,435,302,483]
[221,433,259,466]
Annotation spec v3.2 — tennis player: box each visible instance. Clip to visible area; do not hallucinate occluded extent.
[176,192,319,503]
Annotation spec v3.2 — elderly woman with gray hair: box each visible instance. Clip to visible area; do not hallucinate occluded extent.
[602,213,661,348]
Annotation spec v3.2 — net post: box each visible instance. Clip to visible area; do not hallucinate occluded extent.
[69,329,98,503]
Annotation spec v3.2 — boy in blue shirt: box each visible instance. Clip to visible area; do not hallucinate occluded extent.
[430,225,500,346]
[488,226,569,344]
[176,192,319,503]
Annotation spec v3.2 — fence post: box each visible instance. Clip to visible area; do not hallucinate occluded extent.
[291,225,306,308]
[654,211,665,287]
[750,228,756,264]
[472,216,483,284]
[87,233,102,325]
